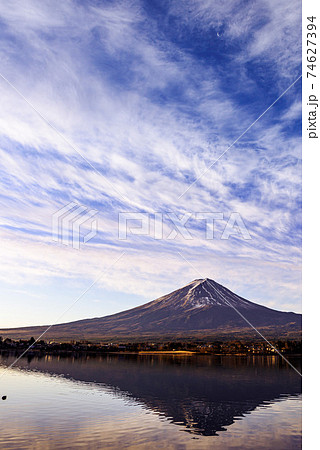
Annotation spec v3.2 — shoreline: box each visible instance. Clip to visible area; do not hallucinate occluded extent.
[0,349,302,357]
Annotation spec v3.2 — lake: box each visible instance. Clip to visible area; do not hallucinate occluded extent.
[0,353,301,449]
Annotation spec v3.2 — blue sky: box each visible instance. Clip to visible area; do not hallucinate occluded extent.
[0,0,301,327]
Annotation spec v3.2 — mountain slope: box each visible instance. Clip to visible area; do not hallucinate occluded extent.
[0,278,301,341]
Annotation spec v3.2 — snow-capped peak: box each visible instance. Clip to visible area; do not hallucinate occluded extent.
[184,278,255,310]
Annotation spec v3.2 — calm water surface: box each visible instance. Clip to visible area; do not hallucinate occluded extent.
[0,353,301,449]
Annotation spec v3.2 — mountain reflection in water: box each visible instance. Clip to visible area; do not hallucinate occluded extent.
[0,353,301,437]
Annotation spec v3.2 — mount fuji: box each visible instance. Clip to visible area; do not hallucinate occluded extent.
[0,278,301,341]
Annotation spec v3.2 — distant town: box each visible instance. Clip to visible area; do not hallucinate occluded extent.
[0,336,302,356]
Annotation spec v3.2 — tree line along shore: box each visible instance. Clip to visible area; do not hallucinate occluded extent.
[0,336,302,356]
